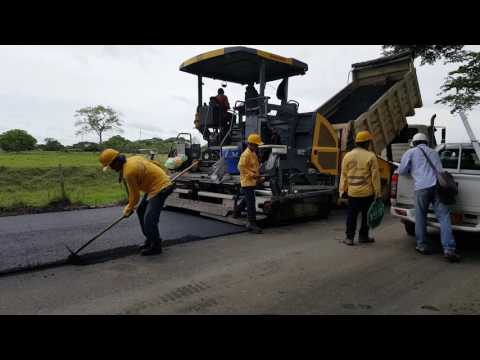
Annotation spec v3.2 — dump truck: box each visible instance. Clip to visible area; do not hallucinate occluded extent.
[317,52,423,200]
[165,47,423,224]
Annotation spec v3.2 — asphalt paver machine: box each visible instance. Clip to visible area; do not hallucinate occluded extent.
[165,47,339,224]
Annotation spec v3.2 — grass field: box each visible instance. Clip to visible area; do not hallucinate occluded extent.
[0,151,167,212]
[0,151,102,168]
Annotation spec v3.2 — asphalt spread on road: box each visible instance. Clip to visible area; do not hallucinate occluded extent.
[0,206,245,276]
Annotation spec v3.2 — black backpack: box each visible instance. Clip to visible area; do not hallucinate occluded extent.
[418,147,458,205]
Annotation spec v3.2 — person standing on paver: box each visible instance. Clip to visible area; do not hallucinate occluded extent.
[398,133,460,262]
[234,133,264,234]
[99,148,174,256]
[339,131,381,246]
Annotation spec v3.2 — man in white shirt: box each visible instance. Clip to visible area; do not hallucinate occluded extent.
[399,133,460,262]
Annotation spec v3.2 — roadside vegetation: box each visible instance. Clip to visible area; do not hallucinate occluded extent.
[0,103,176,216]
[0,151,167,215]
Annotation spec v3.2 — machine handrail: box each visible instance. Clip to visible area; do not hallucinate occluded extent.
[244,95,270,114]
[219,109,238,148]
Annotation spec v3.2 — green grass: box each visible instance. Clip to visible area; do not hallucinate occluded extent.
[0,151,105,168]
[0,151,167,210]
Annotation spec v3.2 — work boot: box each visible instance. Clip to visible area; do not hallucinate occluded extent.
[342,238,354,246]
[246,221,263,234]
[444,251,461,263]
[358,236,375,243]
[415,246,432,255]
[141,242,163,256]
[139,240,151,251]
[232,207,241,219]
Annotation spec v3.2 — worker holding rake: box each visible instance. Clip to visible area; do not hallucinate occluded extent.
[99,148,174,256]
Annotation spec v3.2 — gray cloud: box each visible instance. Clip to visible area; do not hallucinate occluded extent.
[0,45,479,146]
[170,95,194,105]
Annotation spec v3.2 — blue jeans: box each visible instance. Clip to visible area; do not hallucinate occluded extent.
[415,186,456,253]
[237,186,256,222]
[136,186,174,247]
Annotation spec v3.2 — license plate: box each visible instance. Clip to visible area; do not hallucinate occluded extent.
[450,212,463,225]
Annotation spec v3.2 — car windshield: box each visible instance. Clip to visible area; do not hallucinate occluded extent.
[460,148,480,171]
[439,147,459,169]
[439,146,480,171]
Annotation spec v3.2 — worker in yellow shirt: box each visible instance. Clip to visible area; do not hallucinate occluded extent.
[339,131,381,246]
[234,133,264,234]
[99,148,174,256]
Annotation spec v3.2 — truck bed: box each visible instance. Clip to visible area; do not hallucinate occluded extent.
[317,52,422,155]
[327,83,395,124]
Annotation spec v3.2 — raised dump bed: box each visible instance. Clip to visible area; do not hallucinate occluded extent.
[317,52,423,154]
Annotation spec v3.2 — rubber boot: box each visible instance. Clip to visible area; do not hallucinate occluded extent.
[139,240,151,251]
[358,236,375,243]
[246,221,263,234]
[233,206,241,219]
[141,240,163,256]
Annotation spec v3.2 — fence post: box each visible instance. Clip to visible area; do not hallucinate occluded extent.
[59,164,67,201]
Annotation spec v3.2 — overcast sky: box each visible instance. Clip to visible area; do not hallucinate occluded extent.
[0,45,479,146]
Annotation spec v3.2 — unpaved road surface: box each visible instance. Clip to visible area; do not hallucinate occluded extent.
[0,207,244,274]
[1,211,480,314]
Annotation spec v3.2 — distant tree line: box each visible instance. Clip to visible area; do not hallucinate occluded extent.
[0,129,176,154]
[66,135,177,153]
[0,104,178,153]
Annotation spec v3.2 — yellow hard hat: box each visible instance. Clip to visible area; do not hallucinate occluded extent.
[355,130,373,143]
[99,148,119,171]
[247,133,263,145]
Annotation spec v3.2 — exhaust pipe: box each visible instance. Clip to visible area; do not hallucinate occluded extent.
[429,114,437,146]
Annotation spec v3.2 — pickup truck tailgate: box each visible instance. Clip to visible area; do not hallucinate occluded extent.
[452,173,480,214]
[397,173,480,213]
[396,175,415,206]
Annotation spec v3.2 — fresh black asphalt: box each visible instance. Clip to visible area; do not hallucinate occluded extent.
[0,206,244,275]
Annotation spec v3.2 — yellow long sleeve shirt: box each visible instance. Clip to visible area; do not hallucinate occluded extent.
[238,147,260,188]
[122,156,172,216]
[339,147,381,198]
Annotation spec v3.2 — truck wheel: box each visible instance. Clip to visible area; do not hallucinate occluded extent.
[404,221,415,237]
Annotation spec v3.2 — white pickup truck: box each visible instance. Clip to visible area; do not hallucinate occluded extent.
[390,142,480,235]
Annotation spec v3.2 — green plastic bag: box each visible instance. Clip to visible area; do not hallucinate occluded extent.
[367,199,385,229]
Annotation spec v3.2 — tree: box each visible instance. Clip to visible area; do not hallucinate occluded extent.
[436,51,480,113]
[382,45,480,113]
[74,105,123,144]
[0,129,37,152]
[382,45,466,65]
[72,141,101,152]
[103,135,132,152]
[44,137,64,151]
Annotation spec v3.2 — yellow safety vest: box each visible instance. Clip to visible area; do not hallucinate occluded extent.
[238,147,260,187]
[339,147,381,198]
[122,156,172,215]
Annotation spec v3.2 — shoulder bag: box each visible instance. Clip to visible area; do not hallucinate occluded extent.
[418,147,458,205]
